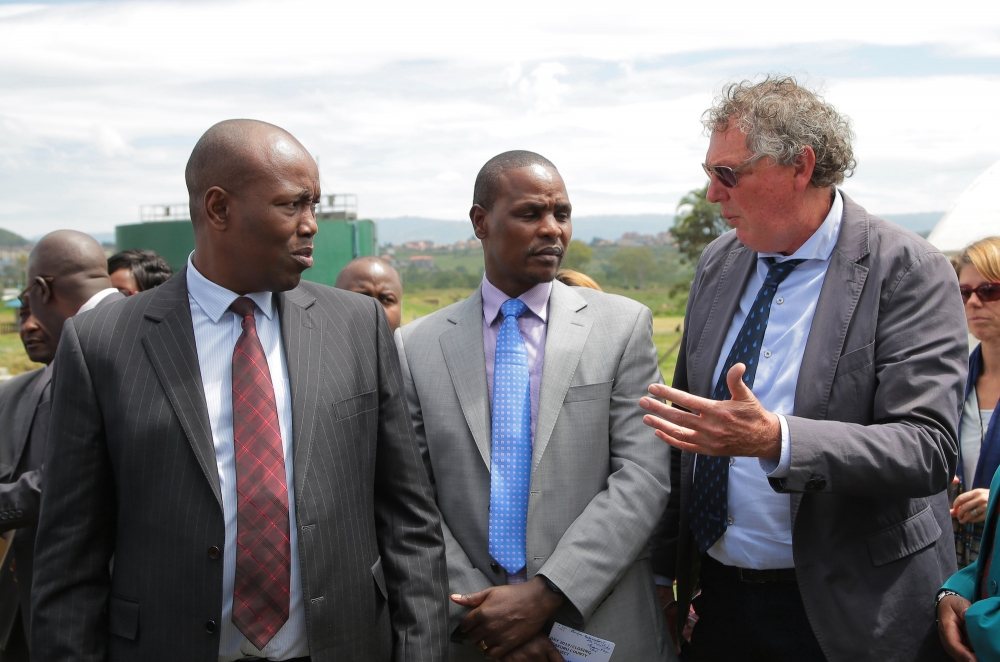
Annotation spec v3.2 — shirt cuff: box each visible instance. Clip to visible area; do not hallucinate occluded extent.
[759,414,791,477]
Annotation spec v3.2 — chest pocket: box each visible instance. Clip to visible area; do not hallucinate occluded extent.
[334,390,377,420]
[564,380,613,403]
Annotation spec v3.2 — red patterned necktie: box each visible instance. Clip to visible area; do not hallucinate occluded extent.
[229,296,290,649]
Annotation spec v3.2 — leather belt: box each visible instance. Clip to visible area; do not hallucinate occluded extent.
[702,555,797,584]
[237,658,310,661]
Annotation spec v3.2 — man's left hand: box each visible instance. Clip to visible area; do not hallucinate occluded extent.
[639,363,781,460]
[452,576,564,658]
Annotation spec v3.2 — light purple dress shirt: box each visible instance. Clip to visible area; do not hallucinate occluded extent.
[481,277,552,438]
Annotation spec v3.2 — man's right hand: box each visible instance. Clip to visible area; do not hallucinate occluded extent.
[937,593,976,662]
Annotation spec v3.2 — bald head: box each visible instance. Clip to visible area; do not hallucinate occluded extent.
[27,229,114,346]
[185,119,308,225]
[335,257,403,331]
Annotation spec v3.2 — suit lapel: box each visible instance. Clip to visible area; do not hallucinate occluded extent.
[794,194,870,419]
[690,246,756,396]
[440,292,493,469]
[278,287,321,503]
[533,282,591,468]
[8,368,49,472]
[787,194,868,523]
[141,271,222,508]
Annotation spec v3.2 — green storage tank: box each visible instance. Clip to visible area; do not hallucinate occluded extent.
[115,218,378,286]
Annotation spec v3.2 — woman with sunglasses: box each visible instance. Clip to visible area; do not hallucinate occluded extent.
[938,235,1000,662]
[949,236,1000,567]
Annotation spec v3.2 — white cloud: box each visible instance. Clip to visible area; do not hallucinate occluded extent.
[0,0,998,237]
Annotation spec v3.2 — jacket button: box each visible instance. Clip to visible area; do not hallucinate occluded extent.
[205,619,217,633]
[490,562,500,573]
[805,477,827,491]
[207,546,221,560]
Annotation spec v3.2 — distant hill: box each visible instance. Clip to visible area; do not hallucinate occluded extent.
[882,212,944,237]
[0,227,30,247]
[375,211,943,245]
[376,214,674,246]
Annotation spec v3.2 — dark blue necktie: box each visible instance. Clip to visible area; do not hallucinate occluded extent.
[689,258,805,553]
[489,298,532,574]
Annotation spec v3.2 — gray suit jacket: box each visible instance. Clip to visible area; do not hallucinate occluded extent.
[0,366,49,658]
[658,193,967,661]
[397,281,675,661]
[30,272,448,662]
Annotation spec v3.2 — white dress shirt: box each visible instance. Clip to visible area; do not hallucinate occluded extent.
[185,258,308,661]
[707,190,844,569]
[77,287,120,314]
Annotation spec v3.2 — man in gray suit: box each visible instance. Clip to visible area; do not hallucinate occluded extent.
[30,119,448,661]
[397,151,674,661]
[1,230,121,661]
[643,76,967,661]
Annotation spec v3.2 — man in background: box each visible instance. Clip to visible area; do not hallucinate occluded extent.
[397,150,673,661]
[1,230,120,660]
[645,76,967,661]
[335,257,403,331]
[108,248,173,296]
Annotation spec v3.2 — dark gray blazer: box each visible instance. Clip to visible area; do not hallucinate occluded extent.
[658,193,968,661]
[0,365,49,658]
[30,271,448,662]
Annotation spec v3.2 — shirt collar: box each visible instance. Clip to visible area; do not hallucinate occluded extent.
[759,188,843,263]
[186,253,276,323]
[481,276,552,325]
[76,287,120,315]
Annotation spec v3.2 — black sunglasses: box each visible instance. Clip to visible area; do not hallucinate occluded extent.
[701,157,758,188]
[961,282,1000,304]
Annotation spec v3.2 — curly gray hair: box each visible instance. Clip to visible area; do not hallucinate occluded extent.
[703,76,856,188]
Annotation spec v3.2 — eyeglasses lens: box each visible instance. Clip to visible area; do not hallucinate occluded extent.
[961,283,1000,303]
[702,164,738,188]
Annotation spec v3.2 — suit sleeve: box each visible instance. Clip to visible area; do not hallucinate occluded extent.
[371,304,449,662]
[775,249,966,497]
[394,327,494,634]
[0,470,41,532]
[30,318,116,661]
[537,305,672,622]
[964,597,1000,659]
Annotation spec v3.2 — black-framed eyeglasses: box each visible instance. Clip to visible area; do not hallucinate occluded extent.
[702,157,758,188]
[961,282,1000,304]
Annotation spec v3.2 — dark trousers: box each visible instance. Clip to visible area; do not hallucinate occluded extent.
[682,556,826,662]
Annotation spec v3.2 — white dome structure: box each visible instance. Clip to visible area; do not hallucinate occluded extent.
[927,160,1000,253]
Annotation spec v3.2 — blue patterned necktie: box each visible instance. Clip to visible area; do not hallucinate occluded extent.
[689,257,805,553]
[489,298,532,574]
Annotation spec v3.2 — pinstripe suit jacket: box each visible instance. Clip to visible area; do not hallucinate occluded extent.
[397,281,676,661]
[30,271,448,662]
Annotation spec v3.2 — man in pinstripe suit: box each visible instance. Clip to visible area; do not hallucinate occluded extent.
[30,119,448,662]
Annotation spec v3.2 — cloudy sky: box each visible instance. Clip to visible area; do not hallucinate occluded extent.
[1,0,998,239]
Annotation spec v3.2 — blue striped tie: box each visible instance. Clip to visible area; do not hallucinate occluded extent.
[489,298,532,574]
[689,258,805,553]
